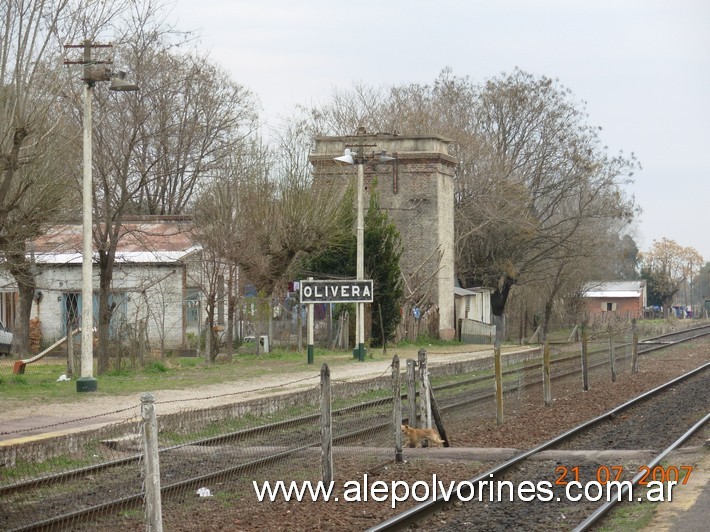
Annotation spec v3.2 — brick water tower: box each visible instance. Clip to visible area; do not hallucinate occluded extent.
[309,129,457,340]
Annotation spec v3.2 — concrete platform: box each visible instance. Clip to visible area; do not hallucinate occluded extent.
[641,445,710,532]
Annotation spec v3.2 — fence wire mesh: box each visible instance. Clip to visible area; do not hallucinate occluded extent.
[2,322,689,530]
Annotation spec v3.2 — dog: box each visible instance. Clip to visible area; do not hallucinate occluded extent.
[401,424,445,448]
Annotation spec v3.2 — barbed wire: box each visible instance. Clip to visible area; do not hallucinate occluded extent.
[154,373,321,405]
[0,404,140,436]
[0,372,324,437]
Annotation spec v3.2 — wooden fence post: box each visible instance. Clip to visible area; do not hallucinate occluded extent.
[581,323,589,391]
[406,359,417,428]
[141,393,163,532]
[392,355,403,462]
[543,340,552,406]
[418,349,431,429]
[320,363,333,484]
[631,319,639,374]
[608,324,616,383]
[494,341,504,425]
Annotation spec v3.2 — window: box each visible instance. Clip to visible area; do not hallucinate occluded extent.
[602,302,617,312]
[62,292,127,337]
[185,288,201,326]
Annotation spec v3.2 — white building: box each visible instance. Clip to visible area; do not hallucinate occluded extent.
[0,218,206,353]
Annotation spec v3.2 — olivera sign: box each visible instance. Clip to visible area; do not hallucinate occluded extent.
[299,280,373,304]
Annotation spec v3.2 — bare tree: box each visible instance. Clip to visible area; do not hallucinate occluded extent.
[191,139,270,361]
[640,238,703,314]
[192,121,355,357]
[0,0,131,355]
[64,6,260,373]
[300,69,639,339]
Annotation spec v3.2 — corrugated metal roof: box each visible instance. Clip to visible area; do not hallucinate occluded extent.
[582,280,646,299]
[584,291,642,298]
[31,221,199,264]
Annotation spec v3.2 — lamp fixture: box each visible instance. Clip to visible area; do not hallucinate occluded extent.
[334,148,356,165]
[109,70,139,92]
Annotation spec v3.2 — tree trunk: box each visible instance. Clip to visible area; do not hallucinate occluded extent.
[225,265,235,361]
[9,254,35,358]
[97,248,116,375]
[205,292,217,362]
[541,298,554,343]
[491,277,514,341]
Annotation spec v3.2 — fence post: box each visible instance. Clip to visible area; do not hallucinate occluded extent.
[392,355,403,462]
[581,323,589,391]
[406,359,417,428]
[418,349,431,429]
[543,340,552,406]
[494,341,504,425]
[141,393,163,532]
[307,277,314,364]
[608,324,616,383]
[631,319,639,374]
[320,363,333,484]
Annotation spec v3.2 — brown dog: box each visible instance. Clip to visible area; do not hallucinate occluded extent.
[401,424,445,448]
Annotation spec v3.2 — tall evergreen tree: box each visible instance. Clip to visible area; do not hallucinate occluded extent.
[304,182,403,346]
[364,183,403,346]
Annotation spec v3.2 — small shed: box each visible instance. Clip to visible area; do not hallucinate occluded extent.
[454,286,493,324]
[454,284,495,343]
[581,280,647,320]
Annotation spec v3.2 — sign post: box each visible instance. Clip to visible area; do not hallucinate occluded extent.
[307,277,314,364]
[300,280,374,363]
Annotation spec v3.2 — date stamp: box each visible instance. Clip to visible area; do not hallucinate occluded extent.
[555,465,694,485]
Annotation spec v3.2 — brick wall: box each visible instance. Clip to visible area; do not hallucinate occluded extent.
[310,132,457,338]
[583,296,644,319]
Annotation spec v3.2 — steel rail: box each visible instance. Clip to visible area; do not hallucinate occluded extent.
[3,324,706,497]
[367,361,710,532]
[573,411,710,532]
[3,327,708,532]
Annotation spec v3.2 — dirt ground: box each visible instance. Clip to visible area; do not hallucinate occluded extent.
[1,345,500,441]
[85,336,710,531]
[3,333,709,532]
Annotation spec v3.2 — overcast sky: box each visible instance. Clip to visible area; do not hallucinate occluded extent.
[170,0,710,262]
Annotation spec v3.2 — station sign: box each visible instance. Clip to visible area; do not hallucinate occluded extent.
[299,279,373,304]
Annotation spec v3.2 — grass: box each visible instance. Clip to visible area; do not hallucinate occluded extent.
[0,339,482,405]
[596,499,657,531]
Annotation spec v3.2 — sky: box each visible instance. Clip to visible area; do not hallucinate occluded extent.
[169,0,710,262]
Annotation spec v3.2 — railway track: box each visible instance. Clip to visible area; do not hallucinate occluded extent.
[2,325,708,531]
[368,362,710,531]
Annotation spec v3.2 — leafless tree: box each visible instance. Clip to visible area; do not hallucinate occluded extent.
[62,5,260,373]
[0,0,134,355]
[640,238,703,314]
[192,120,355,356]
[299,68,639,339]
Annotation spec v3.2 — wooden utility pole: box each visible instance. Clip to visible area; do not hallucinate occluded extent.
[141,393,163,532]
[418,349,431,428]
[631,319,639,374]
[608,324,616,383]
[581,323,589,391]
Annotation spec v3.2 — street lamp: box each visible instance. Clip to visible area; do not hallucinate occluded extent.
[68,40,139,392]
[334,142,394,362]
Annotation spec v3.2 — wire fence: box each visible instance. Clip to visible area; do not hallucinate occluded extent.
[2,323,703,530]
